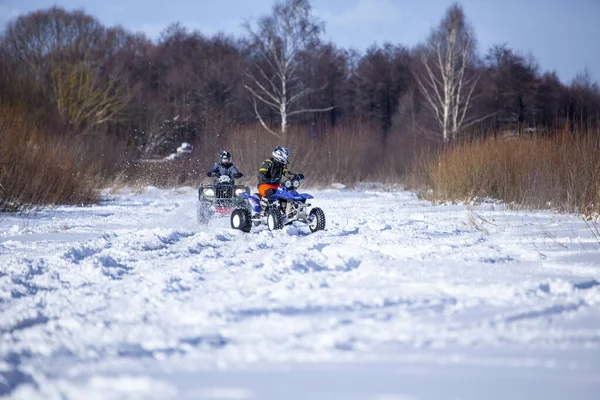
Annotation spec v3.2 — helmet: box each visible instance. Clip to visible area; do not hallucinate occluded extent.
[272,146,292,164]
[220,151,232,164]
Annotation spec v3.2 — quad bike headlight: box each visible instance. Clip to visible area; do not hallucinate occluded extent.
[293,180,300,188]
[284,180,292,189]
[203,188,215,197]
[234,188,245,196]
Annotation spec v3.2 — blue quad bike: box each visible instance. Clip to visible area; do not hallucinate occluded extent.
[230,176,326,233]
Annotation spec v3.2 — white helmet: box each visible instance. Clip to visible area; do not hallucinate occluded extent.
[272,146,292,163]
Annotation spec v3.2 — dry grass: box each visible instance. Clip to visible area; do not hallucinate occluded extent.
[0,104,99,211]
[415,131,600,215]
[74,134,130,183]
[125,122,392,189]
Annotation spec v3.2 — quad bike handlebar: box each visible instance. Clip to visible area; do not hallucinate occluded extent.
[218,175,232,184]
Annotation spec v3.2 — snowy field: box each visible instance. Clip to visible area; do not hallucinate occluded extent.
[1,186,600,399]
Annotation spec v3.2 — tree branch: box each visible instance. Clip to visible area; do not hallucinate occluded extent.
[288,83,327,105]
[252,97,281,137]
[243,83,280,110]
[244,71,282,107]
[287,106,334,117]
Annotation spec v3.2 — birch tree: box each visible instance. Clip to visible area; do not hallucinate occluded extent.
[244,0,333,136]
[415,3,489,143]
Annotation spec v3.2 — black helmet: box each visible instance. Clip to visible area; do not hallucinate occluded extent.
[272,146,292,163]
[220,150,232,164]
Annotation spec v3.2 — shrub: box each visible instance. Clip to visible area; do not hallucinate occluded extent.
[415,131,600,215]
[0,104,99,211]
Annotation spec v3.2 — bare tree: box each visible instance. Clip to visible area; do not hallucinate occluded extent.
[414,3,490,143]
[1,7,104,91]
[1,7,132,134]
[569,68,600,131]
[354,43,412,134]
[485,44,538,134]
[50,57,129,134]
[243,0,333,136]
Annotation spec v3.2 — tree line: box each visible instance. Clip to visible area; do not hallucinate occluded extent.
[1,0,599,159]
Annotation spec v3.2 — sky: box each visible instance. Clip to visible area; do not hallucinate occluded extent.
[1,0,598,84]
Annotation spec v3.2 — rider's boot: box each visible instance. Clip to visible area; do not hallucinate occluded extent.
[259,196,269,216]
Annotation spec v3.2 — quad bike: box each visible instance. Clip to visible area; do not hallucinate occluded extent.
[230,175,325,233]
[197,175,250,224]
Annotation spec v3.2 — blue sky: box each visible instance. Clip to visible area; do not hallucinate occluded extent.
[1,0,598,84]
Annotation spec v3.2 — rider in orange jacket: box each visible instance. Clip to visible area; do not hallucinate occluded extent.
[257,146,303,197]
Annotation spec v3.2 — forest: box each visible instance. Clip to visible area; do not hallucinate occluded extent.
[1,0,599,214]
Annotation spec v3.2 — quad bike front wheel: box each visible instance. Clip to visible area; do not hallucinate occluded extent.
[267,207,284,231]
[308,207,326,232]
[231,208,252,233]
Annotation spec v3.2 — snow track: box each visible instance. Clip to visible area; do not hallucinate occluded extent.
[1,187,599,399]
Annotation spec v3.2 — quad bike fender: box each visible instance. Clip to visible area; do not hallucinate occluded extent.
[240,192,260,213]
[268,187,313,202]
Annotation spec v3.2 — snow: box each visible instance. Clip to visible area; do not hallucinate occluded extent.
[1,186,599,399]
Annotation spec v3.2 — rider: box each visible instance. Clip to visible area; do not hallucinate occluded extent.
[257,146,303,197]
[207,151,243,185]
